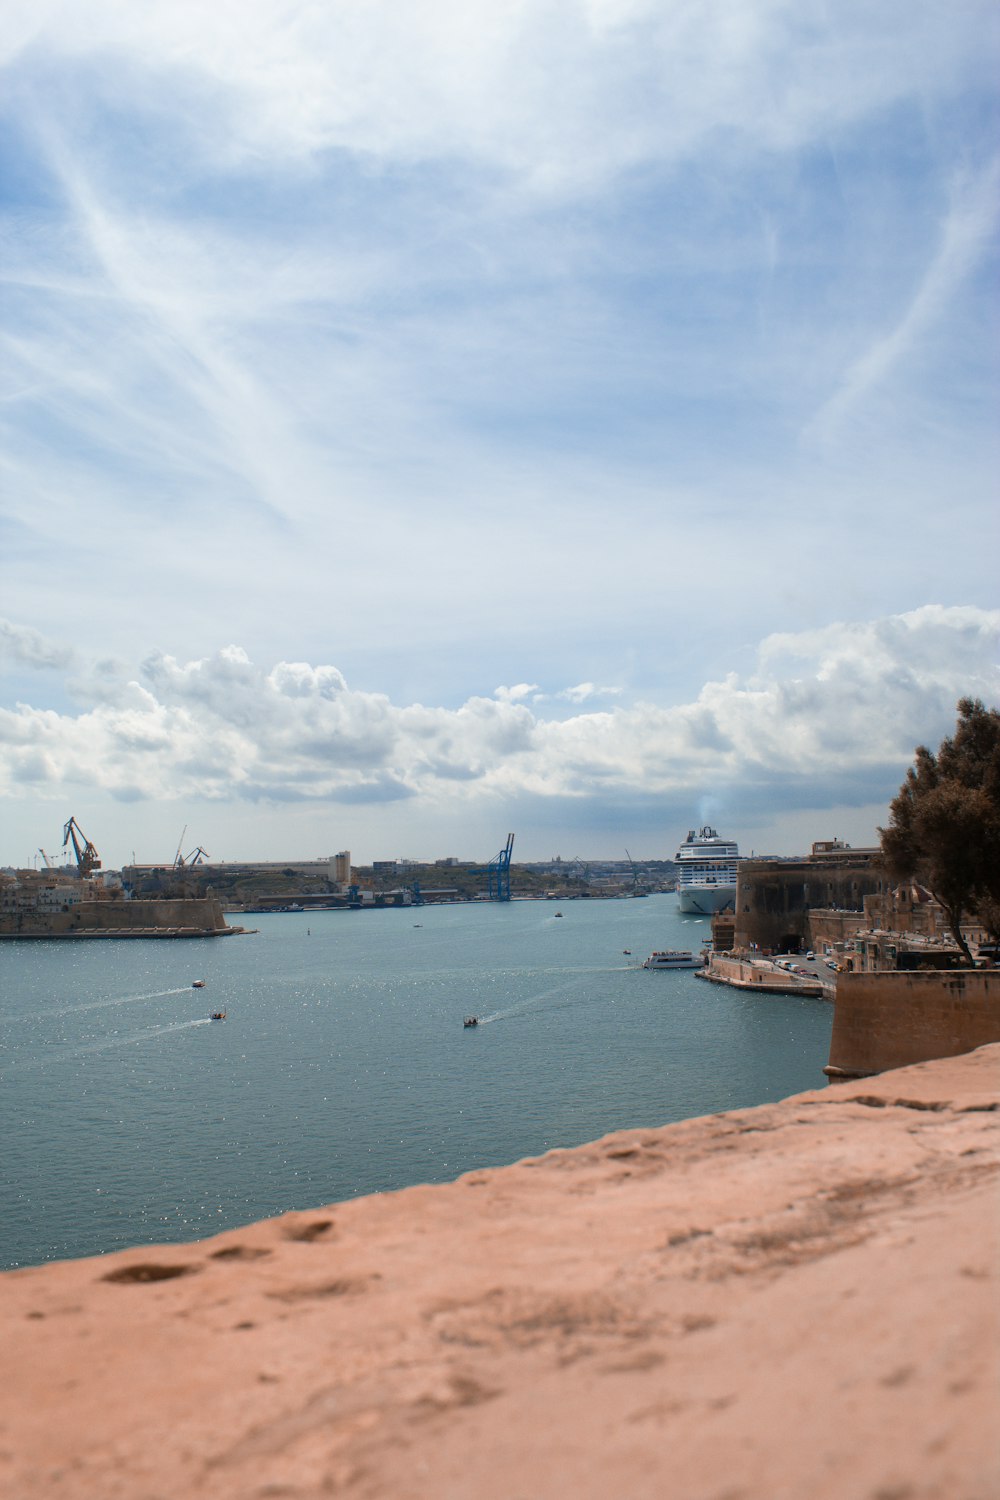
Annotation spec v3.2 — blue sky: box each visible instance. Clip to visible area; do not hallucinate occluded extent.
[1,1,998,868]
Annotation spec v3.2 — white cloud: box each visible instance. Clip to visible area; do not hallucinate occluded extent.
[4,1,995,186]
[0,618,75,670]
[557,682,621,703]
[1,609,995,825]
[806,159,1000,443]
[0,4,997,867]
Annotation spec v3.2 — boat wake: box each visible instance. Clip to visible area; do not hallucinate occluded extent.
[3,1016,218,1072]
[475,975,587,1025]
[33,987,194,1021]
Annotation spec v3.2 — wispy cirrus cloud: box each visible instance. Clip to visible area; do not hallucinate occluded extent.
[1,4,997,863]
[4,1,994,185]
[806,158,1000,444]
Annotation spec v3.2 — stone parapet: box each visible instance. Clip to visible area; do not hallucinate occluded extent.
[4,1047,997,1499]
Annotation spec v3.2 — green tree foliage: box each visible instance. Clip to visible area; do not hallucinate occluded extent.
[879,698,1000,960]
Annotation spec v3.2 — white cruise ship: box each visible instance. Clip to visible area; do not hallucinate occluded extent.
[675,827,741,915]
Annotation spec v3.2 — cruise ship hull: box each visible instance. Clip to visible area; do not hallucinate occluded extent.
[677,883,737,916]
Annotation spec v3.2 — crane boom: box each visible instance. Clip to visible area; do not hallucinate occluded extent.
[62,817,102,878]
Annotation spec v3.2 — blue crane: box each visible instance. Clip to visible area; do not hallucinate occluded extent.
[474,833,515,901]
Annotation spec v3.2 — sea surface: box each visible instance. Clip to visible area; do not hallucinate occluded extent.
[0,895,832,1269]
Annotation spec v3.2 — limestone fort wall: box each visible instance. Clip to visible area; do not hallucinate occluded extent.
[0,897,233,938]
[826,968,1000,1079]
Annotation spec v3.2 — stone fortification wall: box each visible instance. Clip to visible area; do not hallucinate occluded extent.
[0,897,232,938]
[806,907,870,950]
[826,969,1000,1079]
[732,855,885,952]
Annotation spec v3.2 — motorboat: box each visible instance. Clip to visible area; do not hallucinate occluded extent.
[463,1016,479,1028]
[192,980,206,989]
[209,1010,227,1021]
[641,950,704,970]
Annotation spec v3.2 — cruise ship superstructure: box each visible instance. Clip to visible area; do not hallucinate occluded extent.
[675,827,741,915]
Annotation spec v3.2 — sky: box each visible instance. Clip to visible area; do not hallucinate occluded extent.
[1,1,998,870]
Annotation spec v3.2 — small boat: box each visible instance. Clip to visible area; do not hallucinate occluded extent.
[192,980,206,989]
[622,949,631,955]
[463,1016,479,1028]
[210,1010,227,1021]
[554,912,563,918]
[641,951,703,970]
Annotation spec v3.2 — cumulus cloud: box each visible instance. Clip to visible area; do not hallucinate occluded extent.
[557,682,622,704]
[0,608,995,815]
[0,618,75,670]
[1,8,997,868]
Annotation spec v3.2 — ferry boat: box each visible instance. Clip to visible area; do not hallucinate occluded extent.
[675,827,741,915]
[641,950,704,970]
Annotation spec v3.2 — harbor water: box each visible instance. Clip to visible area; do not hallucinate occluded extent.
[0,895,833,1269]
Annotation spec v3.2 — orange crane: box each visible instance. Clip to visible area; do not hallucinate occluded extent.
[62,817,102,878]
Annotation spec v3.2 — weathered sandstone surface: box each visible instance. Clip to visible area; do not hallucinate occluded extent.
[4,1046,999,1500]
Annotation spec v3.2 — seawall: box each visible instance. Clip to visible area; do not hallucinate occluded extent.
[701,952,827,998]
[3,1045,998,1500]
[827,969,1000,1079]
[0,896,237,938]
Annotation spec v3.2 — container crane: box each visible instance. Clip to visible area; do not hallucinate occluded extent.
[62,817,102,878]
[488,833,514,901]
[470,833,515,901]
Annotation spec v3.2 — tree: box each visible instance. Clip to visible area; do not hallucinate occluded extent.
[879,698,1000,962]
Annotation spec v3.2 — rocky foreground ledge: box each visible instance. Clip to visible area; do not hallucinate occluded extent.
[5,1049,999,1500]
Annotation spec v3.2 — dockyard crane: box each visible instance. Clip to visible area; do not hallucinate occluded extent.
[173,826,188,870]
[182,846,210,866]
[488,833,515,901]
[470,833,515,901]
[61,817,102,878]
